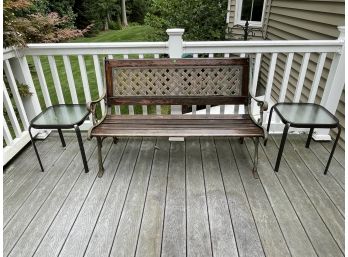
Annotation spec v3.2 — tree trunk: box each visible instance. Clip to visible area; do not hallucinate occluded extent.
[104,16,109,30]
[121,0,128,26]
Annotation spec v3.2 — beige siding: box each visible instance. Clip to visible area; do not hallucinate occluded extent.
[259,0,345,147]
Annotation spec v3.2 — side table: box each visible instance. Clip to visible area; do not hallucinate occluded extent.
[265,103,341,174]
[29,104,90,173]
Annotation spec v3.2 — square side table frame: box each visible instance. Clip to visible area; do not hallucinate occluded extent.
[29,104,90,173]
[265,103,341,174]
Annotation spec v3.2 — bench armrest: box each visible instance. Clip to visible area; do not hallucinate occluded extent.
[86,91,106,125]
[248,92,268,142]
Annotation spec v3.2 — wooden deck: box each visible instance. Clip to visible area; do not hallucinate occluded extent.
[3,133,345,257]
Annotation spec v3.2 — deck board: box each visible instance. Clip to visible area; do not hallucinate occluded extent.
[3,134,345,257]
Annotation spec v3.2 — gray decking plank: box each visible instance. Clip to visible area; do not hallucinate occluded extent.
[214,138,265,257]
[135,138,170,257]
[4,136,60,201]
[272,135,345,252]
[288,136,344,215]
[245,139,318,257]
[6,139,96,257]
[58,139,128,257]
[161,141,186,257]
[4,137,73,227]
[32,140,113,257]
[200,138,239,257]
[321,140,345,167]
[185,138,213,257]
[305,135,344,188]
[108,139,156,257]
[261,137,344,257]
[83,138,142,257]
[230,139,292,257]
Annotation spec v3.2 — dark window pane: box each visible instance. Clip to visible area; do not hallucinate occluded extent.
[241,0,264,22]
[241,0,252,20]
[251,0,264,21]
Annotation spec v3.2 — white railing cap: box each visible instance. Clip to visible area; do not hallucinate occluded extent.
[166,28,185,36]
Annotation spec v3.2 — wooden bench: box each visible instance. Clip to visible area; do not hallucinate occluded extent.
[87,58,268,177]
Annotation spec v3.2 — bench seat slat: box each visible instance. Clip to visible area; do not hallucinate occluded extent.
[91,115,263,137]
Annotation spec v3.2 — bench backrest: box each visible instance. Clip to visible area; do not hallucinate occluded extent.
[105,58,249,106]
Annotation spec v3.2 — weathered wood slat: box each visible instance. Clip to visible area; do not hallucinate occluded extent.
[32,140,113,257]
[161,142,186,257]
[83,139,142,257]
[200,138,238,257]
[135,139,170,257]
[109,139,156,257]
[230,139,292,257]
[272,135,345,252]
[185,138,212,257]
[58,139,127,257]
[261,136,344,257]
[244,139,318,257]
[6,140,96,257]
[215,138,265,257]
[288,136,344,215]
[4,138,68,226]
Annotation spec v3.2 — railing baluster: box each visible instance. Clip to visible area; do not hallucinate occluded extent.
[278,53,294,102]
[3,117,13,146]
[156,105,161,115]
[63,55,79,104]
[220,105,225,114]
[193,54,198,58]
[142,105,148,115]
[208,53,214,58]
[77,55,92,102]
[33,56,52,107]
[139,54,144,59]
[224,53,229,58]
[240,53,246,57]
[48,55,65,104]
[115,106,121,115]
[3,60,29,128]
[123,54,129,59]
[251,53,261,96]
[206,105,211,114]
[108,55,113,59]
[3,85,22,137]
[308,53,327,103]
[293,52,310,102]
[264,53,278,103]
[154,54,160,59]
[128,105,134,115]
[192,105,197,114]
[92,54,106,114]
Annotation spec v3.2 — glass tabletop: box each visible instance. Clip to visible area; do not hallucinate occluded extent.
[274,103,338,127]
[31,104,90,128]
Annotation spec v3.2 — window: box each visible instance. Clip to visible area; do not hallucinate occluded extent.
[235,0,266,27]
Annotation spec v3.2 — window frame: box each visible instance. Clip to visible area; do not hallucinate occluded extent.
[234,0,267,27]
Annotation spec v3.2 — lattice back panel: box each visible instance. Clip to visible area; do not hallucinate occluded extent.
[112,66,243,97]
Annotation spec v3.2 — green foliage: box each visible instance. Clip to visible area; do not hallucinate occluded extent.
[127,0,150,24]
[145,0,228,41]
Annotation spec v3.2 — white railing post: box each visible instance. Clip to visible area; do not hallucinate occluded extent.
[167,28,185,114]
[313,26,345,141]
[9,55,42,121]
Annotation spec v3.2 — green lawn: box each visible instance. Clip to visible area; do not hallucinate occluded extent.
[29,25,165,116]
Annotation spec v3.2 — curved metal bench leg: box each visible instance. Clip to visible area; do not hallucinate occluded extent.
[239,137,244,144]
[252,137,260,179]
[324,125,341,175]
[97,136,105,177]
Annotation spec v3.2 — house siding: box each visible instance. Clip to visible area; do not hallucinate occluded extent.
[258,0,345,148]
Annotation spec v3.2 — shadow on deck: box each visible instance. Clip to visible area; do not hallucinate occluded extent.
[3,133,345,257]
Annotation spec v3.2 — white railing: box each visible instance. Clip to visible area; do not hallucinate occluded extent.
[3,27,345,164]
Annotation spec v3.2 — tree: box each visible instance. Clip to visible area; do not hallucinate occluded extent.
[145,0,228,41]
[121,0,128,26]
[4,0,89,48]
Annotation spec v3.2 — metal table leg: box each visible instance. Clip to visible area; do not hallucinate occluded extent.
[324,125,341,175]
[264,105,274,146]
[305,128,314,148]
[29,125,44,172]
[274,123,290,172]
[58,129,66,147]
[74,125,89,173]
